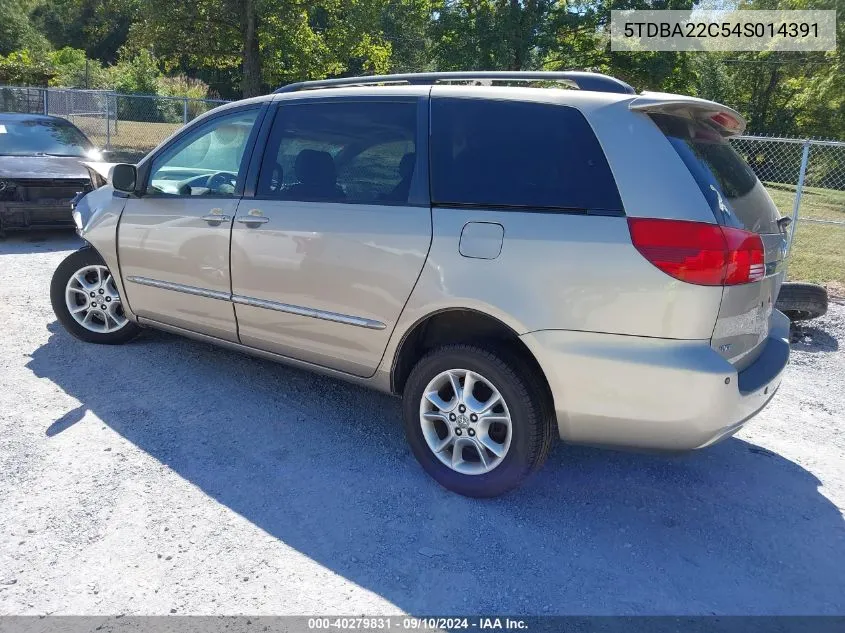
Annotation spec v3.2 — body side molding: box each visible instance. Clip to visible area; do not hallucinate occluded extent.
[126,275,385,330]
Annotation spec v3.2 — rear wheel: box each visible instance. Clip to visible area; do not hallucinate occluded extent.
[50,248,141,344]
[402,344,555,497]
[776,282,828,322]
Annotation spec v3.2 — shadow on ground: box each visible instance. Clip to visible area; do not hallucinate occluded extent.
[790,323,839,352]
[28,321,845,615]
[0,231,81,254]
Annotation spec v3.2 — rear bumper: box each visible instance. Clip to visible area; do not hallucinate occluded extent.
[0,202,75,231]
[521,310,790,451]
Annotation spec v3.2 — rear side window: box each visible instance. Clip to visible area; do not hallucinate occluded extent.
[430,98,623,213]
[258,100,417,204]
[651,113,781,234]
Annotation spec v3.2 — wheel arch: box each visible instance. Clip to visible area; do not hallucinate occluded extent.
[73,190,135,320]
[50,246,142,343]
[390,308,553,405]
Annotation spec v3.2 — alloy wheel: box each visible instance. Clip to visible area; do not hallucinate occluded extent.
[418,368,512,475]
[64,264,128,334]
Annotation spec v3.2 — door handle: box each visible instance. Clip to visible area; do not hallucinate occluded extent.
[201,214,231,225]
[236,215,269,226]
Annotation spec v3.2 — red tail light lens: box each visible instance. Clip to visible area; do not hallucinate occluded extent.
[710,111,742,134]
[721,226,766,284]
[628,218,765,286]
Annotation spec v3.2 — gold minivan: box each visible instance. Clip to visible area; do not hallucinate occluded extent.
[51,72,791,496]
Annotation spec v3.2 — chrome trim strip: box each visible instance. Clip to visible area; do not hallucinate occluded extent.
[232,294,386,330]
[126,276,232,301]
[126,276,386,330]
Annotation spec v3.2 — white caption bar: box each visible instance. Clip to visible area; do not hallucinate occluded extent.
[611,10,836,52]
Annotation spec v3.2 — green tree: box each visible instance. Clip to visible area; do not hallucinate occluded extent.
[49,46,111,88]
[131,0,394,97]
[543,0,698,93]
[381,0,434,72]
[30,0,138,63]
[109,47,161,94]
[3,0,839,139]
[431,0,553,71]
[0,49,55,85]
[690,0,844,137]
[0,0,50,55]
[256,0,393,87]
[128,0,243,96]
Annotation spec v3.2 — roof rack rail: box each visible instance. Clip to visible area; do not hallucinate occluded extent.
[274,71,636,95]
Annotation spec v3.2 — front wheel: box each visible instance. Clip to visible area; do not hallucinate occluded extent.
[50,248,141,344]
[402,344,555,497]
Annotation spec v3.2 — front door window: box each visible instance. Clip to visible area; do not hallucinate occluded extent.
[147,110,259,197]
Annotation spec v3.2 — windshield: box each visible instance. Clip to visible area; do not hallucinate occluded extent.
[651,113,781,235]
[0,119,93,157]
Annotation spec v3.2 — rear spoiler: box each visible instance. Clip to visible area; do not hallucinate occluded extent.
[629,92,746,136]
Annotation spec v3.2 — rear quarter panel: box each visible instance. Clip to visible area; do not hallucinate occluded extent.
[384,208,725,345]
[381,97,732,377]
[578,98,717,223]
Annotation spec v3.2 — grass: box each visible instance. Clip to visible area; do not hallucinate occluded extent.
[789,222,845,291]
[763,182,845,290]
[765,182,845,222]
[63,115,845,289]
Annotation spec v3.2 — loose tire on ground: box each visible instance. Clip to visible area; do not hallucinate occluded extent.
[402,344,555,497]
[50,247,141,344]
[776,282,828,322]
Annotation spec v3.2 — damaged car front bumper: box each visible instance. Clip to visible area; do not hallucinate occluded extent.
[0,178,92,233]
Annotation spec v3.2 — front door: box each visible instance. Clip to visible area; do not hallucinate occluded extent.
[230,98,431,377]
[118,108,261,341]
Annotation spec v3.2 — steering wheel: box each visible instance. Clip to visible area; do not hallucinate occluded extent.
[207,171,238,193]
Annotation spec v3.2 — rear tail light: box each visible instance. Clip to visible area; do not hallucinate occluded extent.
[628,218,765,286]
[709,111,743,134]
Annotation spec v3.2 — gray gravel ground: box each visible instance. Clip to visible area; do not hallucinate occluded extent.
[1,232,844,616]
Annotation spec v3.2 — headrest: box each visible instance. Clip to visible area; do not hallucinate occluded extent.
[295,149,336,184]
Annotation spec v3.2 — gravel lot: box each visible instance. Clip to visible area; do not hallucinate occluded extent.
[1,232,844,616]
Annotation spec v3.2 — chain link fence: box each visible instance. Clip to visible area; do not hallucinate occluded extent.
[1,86,229,162]
[730,136,845,223]
[730,135,845,287]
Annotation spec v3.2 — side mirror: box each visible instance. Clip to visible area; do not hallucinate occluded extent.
[110,164,138,194]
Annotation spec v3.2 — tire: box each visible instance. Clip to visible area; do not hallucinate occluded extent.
[402,344,555,497]
[776,282,828,322]
[50,247,141,344]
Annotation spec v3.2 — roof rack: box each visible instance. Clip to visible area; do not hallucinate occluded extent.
[274,71,636,95]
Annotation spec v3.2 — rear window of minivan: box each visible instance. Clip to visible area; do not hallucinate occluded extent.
[430,98,623,213]
[650,113,781,235]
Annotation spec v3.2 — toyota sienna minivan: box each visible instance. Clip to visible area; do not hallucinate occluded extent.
[51,71,791,497]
